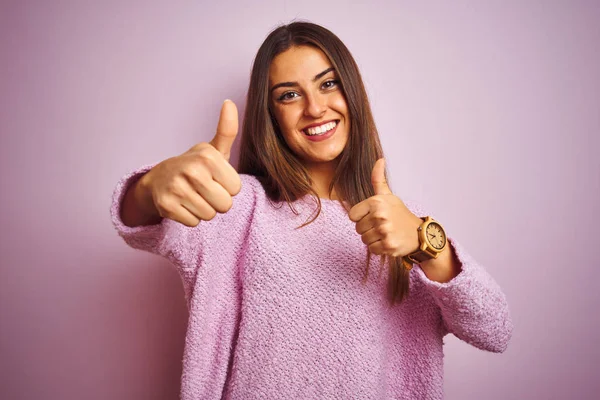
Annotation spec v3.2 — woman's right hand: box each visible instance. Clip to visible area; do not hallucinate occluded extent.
[134,100,242,227]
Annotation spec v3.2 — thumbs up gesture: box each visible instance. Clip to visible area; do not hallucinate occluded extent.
[140,100,242,227]
[348,159,423,257]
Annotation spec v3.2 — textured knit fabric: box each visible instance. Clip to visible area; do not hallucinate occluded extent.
[110,166,513,400]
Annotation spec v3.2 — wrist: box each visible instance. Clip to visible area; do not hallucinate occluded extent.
[121,173,162,227]
[135,172,153,207]
[403,216,447,265]
[136,173,162,219]
[419,244,461,283]
[409,215,423,254]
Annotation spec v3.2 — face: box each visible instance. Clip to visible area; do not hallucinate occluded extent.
[269,45,349,170]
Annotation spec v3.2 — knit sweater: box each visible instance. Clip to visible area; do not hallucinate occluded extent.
[110,166,513,400]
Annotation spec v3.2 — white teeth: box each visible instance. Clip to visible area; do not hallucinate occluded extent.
[306,121,337,136]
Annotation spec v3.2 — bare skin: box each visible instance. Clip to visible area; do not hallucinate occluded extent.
[120,45,460,282]
[120,100,241,228]
[268,45,349,199]
[270,46,460,282]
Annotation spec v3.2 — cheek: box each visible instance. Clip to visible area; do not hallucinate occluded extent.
[274,106,299,131]
[272,109,301,147]
[330,94,349,116]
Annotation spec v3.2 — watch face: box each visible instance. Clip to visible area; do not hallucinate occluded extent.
[425,222,446,250]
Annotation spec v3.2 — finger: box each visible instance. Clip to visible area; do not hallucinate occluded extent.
[371,158,392,195]
[355,215,374,235]
[208,156,242,196]
[180,189,218,221]
[209,99,239,161]
[368,240,385,255]
[186,175,234,214]
[361,227,382,246]
[348,200,370,222]
[170,204,201,227]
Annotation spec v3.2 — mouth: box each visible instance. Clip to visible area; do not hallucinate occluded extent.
[302,120,339,136]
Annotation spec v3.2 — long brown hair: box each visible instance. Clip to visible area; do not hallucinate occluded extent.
[238,21,410,305]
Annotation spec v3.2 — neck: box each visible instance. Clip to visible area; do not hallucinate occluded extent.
[305,161,338,200]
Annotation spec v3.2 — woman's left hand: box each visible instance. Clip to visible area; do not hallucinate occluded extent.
[348,159,423,257]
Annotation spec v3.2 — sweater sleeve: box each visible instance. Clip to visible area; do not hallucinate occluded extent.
[405,201,514,353]
[109,165,258,299]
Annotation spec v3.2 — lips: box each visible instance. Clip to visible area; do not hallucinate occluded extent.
[302,120,339,142]
[302,120,339,136]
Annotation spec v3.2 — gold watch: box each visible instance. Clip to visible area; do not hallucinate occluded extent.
[404,216,447,265]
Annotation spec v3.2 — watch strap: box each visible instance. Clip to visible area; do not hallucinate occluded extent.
[405,249,435,264]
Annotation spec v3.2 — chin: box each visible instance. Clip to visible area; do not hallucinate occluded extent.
[304,152,343,165]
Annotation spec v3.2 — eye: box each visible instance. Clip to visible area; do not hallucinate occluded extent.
[278,91,299,102]
[321,79,339,90]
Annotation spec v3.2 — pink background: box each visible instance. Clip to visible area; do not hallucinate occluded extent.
[1,1,599,399]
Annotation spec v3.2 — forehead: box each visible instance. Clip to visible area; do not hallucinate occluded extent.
[269,45,332,84]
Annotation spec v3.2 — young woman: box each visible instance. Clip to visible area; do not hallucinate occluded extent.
[111,21,512,399]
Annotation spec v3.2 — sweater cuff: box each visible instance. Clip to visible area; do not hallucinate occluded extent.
[413,237,512,352]
[413,237,476,291]
[109,164,168,248]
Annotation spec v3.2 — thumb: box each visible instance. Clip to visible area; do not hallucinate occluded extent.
[210,99,239,161]
[371,158,392,195]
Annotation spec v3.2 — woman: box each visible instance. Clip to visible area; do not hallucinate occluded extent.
[111,21,512,399]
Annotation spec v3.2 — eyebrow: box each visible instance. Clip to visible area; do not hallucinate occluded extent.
[270,67,336,92]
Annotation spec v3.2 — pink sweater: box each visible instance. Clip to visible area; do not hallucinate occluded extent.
[110,166,513,399]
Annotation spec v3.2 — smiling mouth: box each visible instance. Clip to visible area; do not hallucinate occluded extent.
[303,120,339,136]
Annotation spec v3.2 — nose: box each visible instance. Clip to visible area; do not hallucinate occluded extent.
[303,92,327,118]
